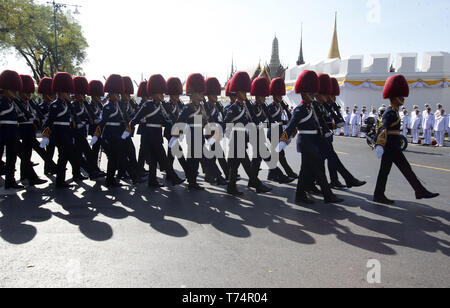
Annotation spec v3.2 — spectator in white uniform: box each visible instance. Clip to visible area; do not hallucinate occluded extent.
[435,104,443,117]
[409,109,421,144]
[350,107,360,137]
[360,106,369,138]
[434,109,447,147]
[401,109,410,137]
[343,107,351,136]
[422,107,434,146]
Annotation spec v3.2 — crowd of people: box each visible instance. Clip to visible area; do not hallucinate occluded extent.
[338,103,449,147]
[0,69,439,205]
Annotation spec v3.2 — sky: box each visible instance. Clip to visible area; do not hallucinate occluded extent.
[1,0,450,86]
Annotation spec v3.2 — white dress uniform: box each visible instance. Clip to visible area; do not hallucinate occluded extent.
[344,111,351,136]
[434,113,447,147]
[422,112,435,145]
[350,111,360,137]
[401,113,410,137]
[409,113,421,144]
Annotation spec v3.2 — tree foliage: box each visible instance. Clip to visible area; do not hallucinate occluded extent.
[0,0,88,82]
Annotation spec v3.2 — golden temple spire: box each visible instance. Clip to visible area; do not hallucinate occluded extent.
[328,12,341,59]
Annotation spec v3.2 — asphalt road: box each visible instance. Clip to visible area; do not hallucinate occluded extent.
[0,136,449,288]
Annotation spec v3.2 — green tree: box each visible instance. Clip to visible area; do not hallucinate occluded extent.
[0,0,88,82]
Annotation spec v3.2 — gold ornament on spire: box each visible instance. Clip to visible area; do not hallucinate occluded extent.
[328,12,341,59]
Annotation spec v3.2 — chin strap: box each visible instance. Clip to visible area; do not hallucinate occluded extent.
[41,127,51,138]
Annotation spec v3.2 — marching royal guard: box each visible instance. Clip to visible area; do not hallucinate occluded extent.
[86,80,105,165]
[37,77,57,175]
[224,81,236,115]
[162,77,189,176]
[135,81,150,172]
[248,77,293,184]
[124,74,184,188]
[374,75,439,204]
[71,76,105,181]
[223,71,272,196]
[278,70,343,204]
[118,76,145,179]
[172,73,219,190]
[40,72,81,188]
[91,74,144,187]
[15,75,53,185]
[313,74,366,191]
[266,77,298,180]
[204,77,228,184]
[0,70,27,189]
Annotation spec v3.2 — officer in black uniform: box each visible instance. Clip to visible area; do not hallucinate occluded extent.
[124,74,184,188]
[0,70,26,189]
[266,77,297,180]
[91,74,143,187]
[40,72,81,189]
[224,71,272,196]
[374,75,439,204]
[313,74,366,191]
[278,70,343,204]
[70,76,105,181]
[162,77,189,177]
[86,80,105,167]
[173,73,218,191]
[15,75,49,185]
[118,76,145,180]
[37,77,57,175]
[135,81,151,172]
[247,77,293,185]
[203,77,228,185]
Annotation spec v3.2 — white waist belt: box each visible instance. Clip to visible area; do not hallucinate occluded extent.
[233,127,247,132]
[19,121,33,125]
[189,124,202,128]
[53,122,70,126]
[299,130,318,135]
[146,124,162,128]
[105,122,121,127]
[0,120,18,125]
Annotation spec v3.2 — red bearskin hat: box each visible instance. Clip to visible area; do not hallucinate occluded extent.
[73,76,89,95]
[20,75,35,94]
[88,80,104,97]
[52,72,74,94]
[167,77,183,96]
[251,77,270,97]
[330,78,340,96]
[122,76,134,95]
[186,73,206,95]
[317,74,331,95]
[230,71,251,93]
[137,81,148,98]
[225,82,233,97]
[383,75,409,99]
[104,74,124,94]
[205,77,222,96]
[38,77,54,95]
[147,74,167,96]
[270,77,286,96]
[0,70,23,92]
[295,70,319,94]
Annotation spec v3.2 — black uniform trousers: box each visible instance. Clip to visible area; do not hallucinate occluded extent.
[52,135,79,185]
[318,139,355,185]
[296,145,334,199]
[0,137,18,186]
[73,134,99,177]
[142,135,180,186]
[118,137,140,180]
[374,150,426,196]
[102,136,125,183]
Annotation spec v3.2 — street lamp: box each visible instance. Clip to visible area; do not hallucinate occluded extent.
[47,0,81,71]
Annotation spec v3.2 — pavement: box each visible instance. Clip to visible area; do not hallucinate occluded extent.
[0,136,449,288]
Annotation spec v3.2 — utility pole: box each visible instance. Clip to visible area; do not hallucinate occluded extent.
[47,0,81,72]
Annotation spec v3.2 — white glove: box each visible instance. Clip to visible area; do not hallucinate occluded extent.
[121,131,130,140]
[276,142,288,153]
[376,145,384,159]
[90,136,99,146]
[169,137,179,149]
[207,137,216,146]
[40,137,50,149]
